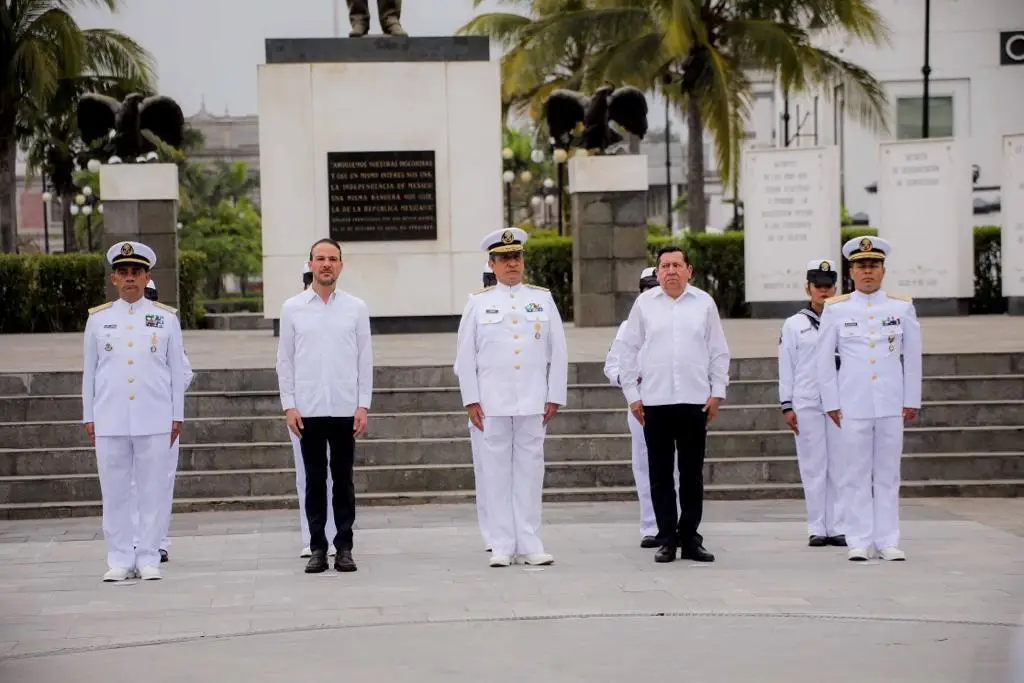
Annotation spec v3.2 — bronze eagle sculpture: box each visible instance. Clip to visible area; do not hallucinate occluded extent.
[77,93,185,162]
[543,85,649,154]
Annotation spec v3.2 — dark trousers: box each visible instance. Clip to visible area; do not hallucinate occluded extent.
[642,403,708,548]
[299,416,356,553]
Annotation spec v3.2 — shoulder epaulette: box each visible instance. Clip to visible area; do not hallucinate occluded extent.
[524,284,549,292]
[153,301,178,314]
[88,301,114,315]
[887,293,913,302]
[472,285,495,295]
[824,293,851,305]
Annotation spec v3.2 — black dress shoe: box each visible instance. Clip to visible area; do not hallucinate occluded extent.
[680,543,715,562]
[305,550,328,573]
[159,549,169,563]
[640,536,659,549]
[334,549,357,573]
[808,535,828,547]
[654,545,677,563]
[828,535,847,547]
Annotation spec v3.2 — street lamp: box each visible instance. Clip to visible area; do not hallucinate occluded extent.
[72,185,101,251]
[40,189,52,254]
[922,0,932,138]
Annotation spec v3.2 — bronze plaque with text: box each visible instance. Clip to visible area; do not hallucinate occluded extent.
[327,150,437,242]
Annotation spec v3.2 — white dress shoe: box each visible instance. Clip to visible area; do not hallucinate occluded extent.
[139,566,162,580]
[489,554,512,568]
[847,547,872,561]
[300,546,312,558]
[520,553,554,566]
[102,567,133,582]
[879,546,906,561]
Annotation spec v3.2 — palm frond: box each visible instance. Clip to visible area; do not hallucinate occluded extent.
[81,28,155,86]
[798,44,888,133]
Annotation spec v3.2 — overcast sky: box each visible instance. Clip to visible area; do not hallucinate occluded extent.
[72,0,674,128]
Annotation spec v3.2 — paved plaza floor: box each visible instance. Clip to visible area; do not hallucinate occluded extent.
[1,499,1023,682]
[1,315,1023,371]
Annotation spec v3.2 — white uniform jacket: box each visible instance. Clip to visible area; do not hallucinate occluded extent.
[778,308,837,413]
[816,290,923,420]
[455,283,569,417]
[82,298,186,437]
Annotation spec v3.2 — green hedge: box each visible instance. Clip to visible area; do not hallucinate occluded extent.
[0,250,208,333]
[526,226,1007,318]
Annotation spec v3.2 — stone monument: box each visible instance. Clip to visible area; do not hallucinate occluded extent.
[544,86,650,327]
[1003,133,1024,315]
[346,0,406,37]
[77,93,185,310]
[258,35,501,333]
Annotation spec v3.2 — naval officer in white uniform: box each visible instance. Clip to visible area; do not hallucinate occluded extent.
[816,236,922,562]
[291,262,337,558]
[603,266,679,548]
[778,258,846,548]
[82,241,186,581]
[455,228,569,568]
[129,279,194,563]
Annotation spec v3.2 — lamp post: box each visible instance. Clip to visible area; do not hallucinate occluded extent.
[40,182,52,255]
[552,147,568,235]
[922,0,932,138]
[501,147,515,227]
[70,185,102,252]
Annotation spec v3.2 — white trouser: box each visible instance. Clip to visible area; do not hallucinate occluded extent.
[290,431,336,547]
[840,416,904,550]
[627,412,679,538]
[478,414,546,557]
[469,420,491,548]
[97,434,170,570]
[130,438,179,551]
[793,408,845,537]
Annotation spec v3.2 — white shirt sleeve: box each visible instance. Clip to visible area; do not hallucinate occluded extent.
[704,299,731,400]
[81,315,98,424]
[778,319,797,412]
[455,296,481,406]
[356,300,373,410]
[901,302,923,409]
[618,300,646,406]
[603,322,627,386]
[545,292,569,406]
[166,313,186,422]
[276,302,297,412]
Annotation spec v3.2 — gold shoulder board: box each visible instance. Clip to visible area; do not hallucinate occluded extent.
[472,285,495,295]
[88,301,114,315]
[524,284,550,292]
[887,293,913,302]
[824,293,851,305]
[153,301,179,314]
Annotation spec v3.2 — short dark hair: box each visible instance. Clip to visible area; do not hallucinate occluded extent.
[656,245,689,267]
[309,238,342,260]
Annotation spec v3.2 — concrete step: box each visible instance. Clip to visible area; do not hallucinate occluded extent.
[2,476,1023,520]
[1,375,1022,423]
[2,352,1022,395]
[2,426,1022,477]
[4,401,1023,449]
[2,453,1022,505]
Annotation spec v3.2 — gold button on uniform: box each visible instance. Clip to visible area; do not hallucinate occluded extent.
[515,364,521,370]
[869,359,876,365]
[514,349,521,355]
[127,341,133,348]
[128,377,135,383]
[127,325,133,330]
[128,360,134,365]
[129,395,136,400]
[871,374,878,381]
[869,342,875,348]
[868,316,874,320]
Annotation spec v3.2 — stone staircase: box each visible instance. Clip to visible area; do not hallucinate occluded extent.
[0,352,1022,520]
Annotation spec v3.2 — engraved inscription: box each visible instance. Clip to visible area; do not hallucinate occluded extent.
[327,151,438,242]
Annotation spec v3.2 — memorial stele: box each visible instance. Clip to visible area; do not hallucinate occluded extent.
[1003,133,1024,314]
[741,145,842,318]
[257,35,501,331]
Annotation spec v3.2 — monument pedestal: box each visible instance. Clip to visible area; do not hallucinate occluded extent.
[257,36,501,333]
[568,155,649,327]
[98,163,180,310]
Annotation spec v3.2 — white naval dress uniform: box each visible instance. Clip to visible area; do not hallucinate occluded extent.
[816,290,922,555]
[455,282,568,562]
[603,320,679,539]
[131,348,193,552]
[778,308,845,539]
[82,298,186,572]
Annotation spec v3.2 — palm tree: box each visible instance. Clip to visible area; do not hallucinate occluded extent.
[524,0,890,232]
[0,0,154,253]
[457,0,608,125]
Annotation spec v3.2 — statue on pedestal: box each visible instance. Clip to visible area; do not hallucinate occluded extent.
[543,85,648,155]
[347,0,406,37]
[76,93,185,165]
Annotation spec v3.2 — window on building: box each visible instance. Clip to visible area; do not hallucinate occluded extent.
[896,96,954,139]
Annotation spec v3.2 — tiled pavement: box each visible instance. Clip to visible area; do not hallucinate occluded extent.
[2,315,1023,371]
[1,499,1023,682]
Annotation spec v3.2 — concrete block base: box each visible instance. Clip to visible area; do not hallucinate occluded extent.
[1008,297,1024,316]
